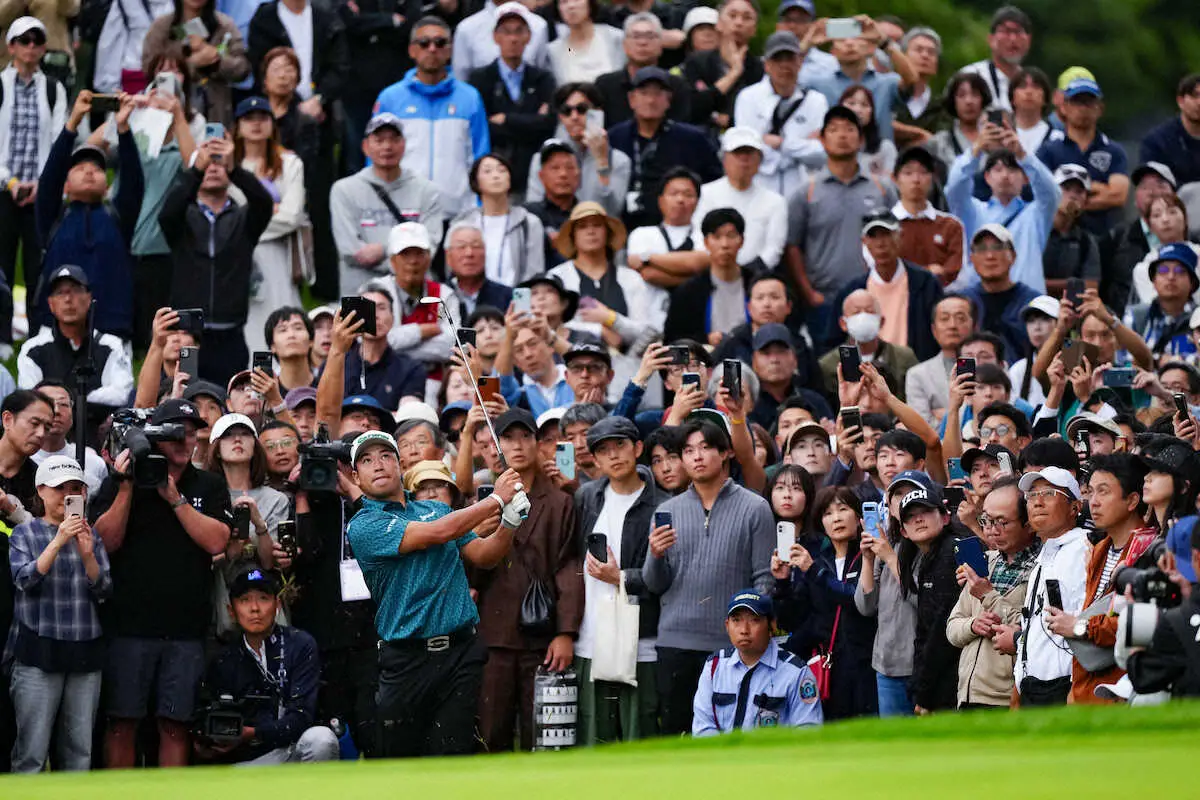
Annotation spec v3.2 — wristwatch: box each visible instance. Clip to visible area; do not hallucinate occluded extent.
[1072,617,1088,639]
[171,496,188,510]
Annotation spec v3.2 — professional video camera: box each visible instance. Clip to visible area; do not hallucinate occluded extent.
[298,424,352,492]
[195,693,273,746]
[1112,540,1184,610]
[106,408,186,488]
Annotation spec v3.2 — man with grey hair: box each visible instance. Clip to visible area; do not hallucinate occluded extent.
[446,222,514,316]
[558,402,608,483]
[893,27,950,144]
[594,12,691,128]
[959,5,1033,113]
[818,288,919,398]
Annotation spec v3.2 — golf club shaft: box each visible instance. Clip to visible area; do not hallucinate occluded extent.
[433,301,508,471]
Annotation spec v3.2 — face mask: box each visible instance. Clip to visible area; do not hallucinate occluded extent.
[845,312,881,343]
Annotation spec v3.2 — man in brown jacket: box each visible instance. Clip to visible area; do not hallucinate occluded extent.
[946,476,1040,708]
[474,408,583,751]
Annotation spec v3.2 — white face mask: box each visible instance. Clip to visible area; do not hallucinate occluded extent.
[845,312,882,343]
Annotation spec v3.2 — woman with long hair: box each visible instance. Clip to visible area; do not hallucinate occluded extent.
[1132,195,1198,305]
[234,96,308,353]
[141,0,251,126]
[547,0,624,85]
[839,85,896,179]
[206,413,290,632]
[932,71,992,170]
[773,486,878,720]
[453,154,545,288]
[767,464,816,541]
[751,422,780,469]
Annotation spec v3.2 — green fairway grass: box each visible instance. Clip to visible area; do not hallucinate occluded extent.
[6,702,1197,799]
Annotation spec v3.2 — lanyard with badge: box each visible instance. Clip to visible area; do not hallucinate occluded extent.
[339,503,372,602]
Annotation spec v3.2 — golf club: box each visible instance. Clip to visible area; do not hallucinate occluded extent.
[420,296,508,470]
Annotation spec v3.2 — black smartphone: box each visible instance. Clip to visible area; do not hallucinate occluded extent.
[178,346,199,379]
[987,108,1004,127]
[1102,368,1135,388]
[1044,578,1063,611]
[839,345,861,383]
[232,506,251,541]
[722,359,741,400]
[956,357,976,381]
[654,510,673,529]
[477,484,495,501]
[669,345,690,366]
[174,307,204,335]
[943,485,966,512]
[1174,392,1189,419]
[1065,278,1086,309]
[840,406,861,435]
[681,372,701,390]
[340,296,377,337]
[252,351,273,375]
[92,93,120,115]
[458,327,477,348]
[277,520,297,559]
[587,532,607,563]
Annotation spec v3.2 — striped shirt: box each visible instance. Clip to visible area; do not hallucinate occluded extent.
[8,75,39,182]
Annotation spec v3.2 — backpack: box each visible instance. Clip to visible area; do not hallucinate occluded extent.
[0,74,59,112]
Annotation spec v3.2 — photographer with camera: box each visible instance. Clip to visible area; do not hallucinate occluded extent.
[1123,529,1200,698]
[348,430,530,758]
[91,398,233,769]
[195,564,339,764]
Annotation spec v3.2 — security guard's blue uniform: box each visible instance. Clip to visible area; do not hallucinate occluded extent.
[692,589,825,738]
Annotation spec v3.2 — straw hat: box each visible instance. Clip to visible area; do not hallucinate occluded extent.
[553,201,626,259]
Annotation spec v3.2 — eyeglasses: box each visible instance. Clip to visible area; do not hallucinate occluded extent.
[397,436,434,452]
[972,242,1009,254]
[627,30,658,40]
[560,103,591,116]
[413,36,450,49]
[12,34,45,47]
[264,436,297,451]
[666,362,703,375]
[1024,488,1070,503]
[567,361,608,375]
[1156,263,1190,277]
[979,423,1013,439]
[977,515,1015,530]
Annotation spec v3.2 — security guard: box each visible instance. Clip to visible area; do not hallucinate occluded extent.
[692,590,824,735]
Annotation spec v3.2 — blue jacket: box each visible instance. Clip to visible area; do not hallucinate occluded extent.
[35,128,144,338]
[374,69,490,214]
[202,625,322,761]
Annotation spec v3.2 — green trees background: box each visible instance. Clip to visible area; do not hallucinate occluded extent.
[753,0,1200,139]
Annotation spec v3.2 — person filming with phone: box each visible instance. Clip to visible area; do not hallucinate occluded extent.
[7,455,111,773]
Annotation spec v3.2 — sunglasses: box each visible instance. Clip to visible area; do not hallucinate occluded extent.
[12,34,45,46]
[560,103,591,116]
[413,36,450,49]
[1156,263,1190,277]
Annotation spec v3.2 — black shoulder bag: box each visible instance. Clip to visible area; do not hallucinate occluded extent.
[516,544,556,636]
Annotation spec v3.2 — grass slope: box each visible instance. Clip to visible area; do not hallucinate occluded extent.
[6,702,1197,799]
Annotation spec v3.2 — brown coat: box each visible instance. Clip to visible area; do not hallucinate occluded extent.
[141,11,250,128]
[1069,537,1123,705]
[472,471,583,651]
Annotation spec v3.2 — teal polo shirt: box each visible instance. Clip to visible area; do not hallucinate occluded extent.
[347,495,479,641]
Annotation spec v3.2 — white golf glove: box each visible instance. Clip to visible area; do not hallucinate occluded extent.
[501,490,531,529]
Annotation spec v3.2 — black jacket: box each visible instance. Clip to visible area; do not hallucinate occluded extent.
[828,261,945,362]
[337,0,420,107]
[910,532,966,711]
[1127,588,1200,698]
[159,167,275,327]
[248,1,349,107]
[682,48,763,129]
[201,625,322,761]
[774,542,878,720]
[468,60,557,195]
[608,118,722,229]
[663,265,754,345]
[464,278,514,314]
[1100,219,1150,316]
[573,465,666,639]
[593,67,691,130]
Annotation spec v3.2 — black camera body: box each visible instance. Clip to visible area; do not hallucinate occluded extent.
[107,408,187,488]
[298,426,352,492]
[1113,565,1183,608]
[195,693,272,746]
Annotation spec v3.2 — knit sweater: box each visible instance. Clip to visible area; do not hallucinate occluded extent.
[643,479,775,652]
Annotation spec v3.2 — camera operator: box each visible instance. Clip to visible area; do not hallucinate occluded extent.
[91,398,233,768]
[1124,530,1200,698]
[195,564,339,764]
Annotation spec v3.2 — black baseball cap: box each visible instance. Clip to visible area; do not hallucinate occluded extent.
[495,408,537,437]
[899,485,944,517]
[183,380,228,408]
[539,138,578,163]
[47,264,89,290]
[517,274,579,322]
[631,66,672,90]
[150,398,209,428]
[229,565,280,598]
[752,322,791,351]
[69,144,107,171]
[564,342,611,368]
[585,416,639,452]
[961,443,1015,475]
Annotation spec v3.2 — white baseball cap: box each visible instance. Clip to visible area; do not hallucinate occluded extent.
[387,222,432,257]
[210,413,258,443]
[35,455,85,488]
[351,430,400,464]
[1017,466,1081,501]
[493,1,533,29]
[6,17,45,44]
[394,400,439,426]
[972,223,1015,249]
[1021,295,1060,320]
[721,126,764,154]
[682,6,718,35]
[536,406,568,431]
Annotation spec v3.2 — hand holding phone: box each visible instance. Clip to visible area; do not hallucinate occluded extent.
[839,345,862,383]
[776,521,796,559]
[953,536,989,580]
[587,532,607,563]
[554,442,576,481]
[1044,578,1064,611]
[340,296,377,337]
[64,495,85,518]
[178,346,200,380]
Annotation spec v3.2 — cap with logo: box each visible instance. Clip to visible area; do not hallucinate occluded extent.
[150,398,208,428]
[6,16,45,43]
[763,30,803,60]
[351,430,400,464]
[35,455,85,488]
[1053,163,1091,190]
[229,564,280,598]
[585,416,640,452]
[727,589,774,618]
[495,408,537,437]
[387,222,432,256]
[1017,466,1082,501]
[48,264,89,290]
[563,342,611,368]
[752,322,792,351]
[365,112,405,137]
[235,96,272,119]
[862,209,900,235]
[1063,78,1103,100]
[1021,295,1060,321]
[284,386,317,410]
[1131,161,1177,190]
[1149,243,1200,292]
[720,126,764,154]
[210,413,257,443]
[887,469,936,499]
[972,223,1015,249]
[900,486,943,516]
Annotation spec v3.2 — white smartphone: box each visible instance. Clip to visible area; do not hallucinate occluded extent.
[585,109,605,133]
[65,495,85,518]
[555,442,576,481]
[512,287,532,314]
[182,17,209,38]
[826,17,862,39]
[776,521,796,558]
